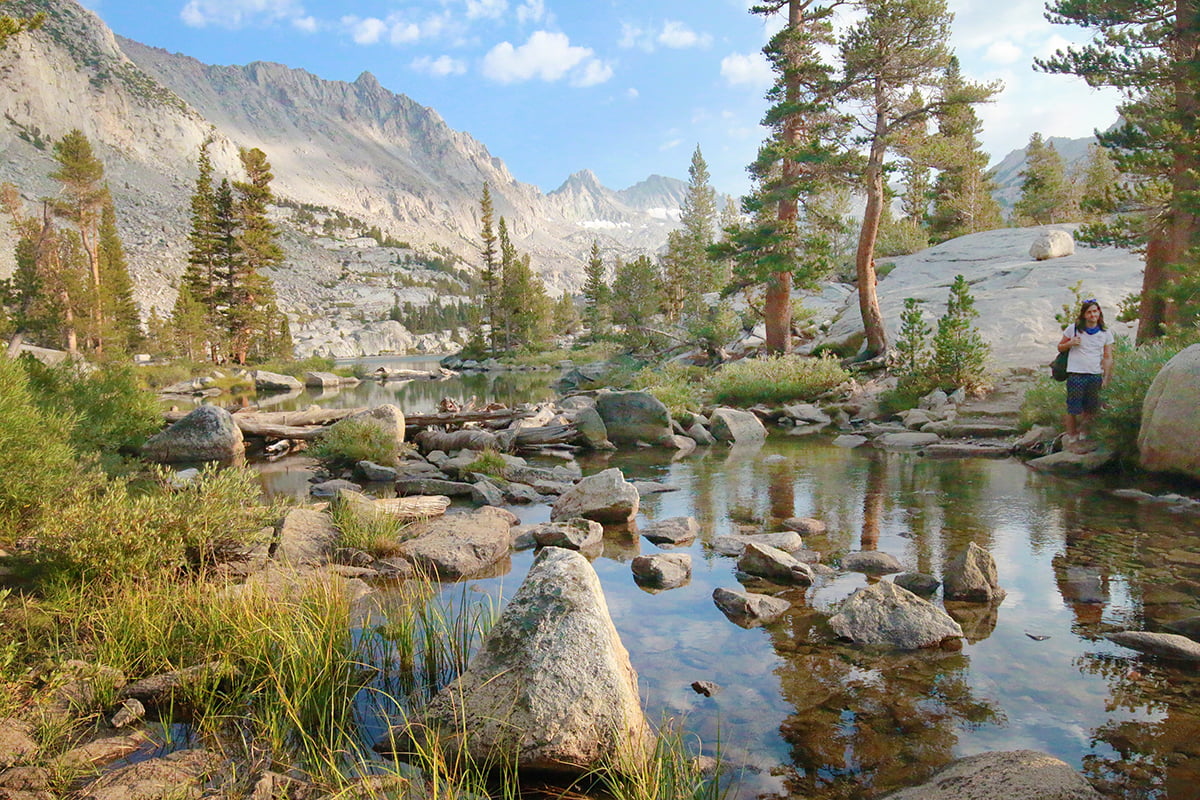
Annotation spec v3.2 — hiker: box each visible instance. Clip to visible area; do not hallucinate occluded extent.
[1057,298,1114,452]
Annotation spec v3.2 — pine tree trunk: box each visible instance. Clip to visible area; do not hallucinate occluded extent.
[855,97,888,358]
[81,224,103,356]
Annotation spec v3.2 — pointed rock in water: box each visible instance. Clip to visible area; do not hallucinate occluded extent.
[551,468,639,524]
[379,547,651,775]
[828,581,963,650]
[1105,631,1200,661]
[879,749,1101,799]
[141,405,244,464]
[712,587,790,628]
[943,541,1007,603]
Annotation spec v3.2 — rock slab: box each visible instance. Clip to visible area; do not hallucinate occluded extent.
[880,749,1101,799]
[398,507,514,579]
[551,468,639,524]
[829,581,963,649]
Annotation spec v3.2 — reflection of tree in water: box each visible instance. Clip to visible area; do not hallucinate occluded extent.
[766,628,1000,799]
[1075,652,1200,798]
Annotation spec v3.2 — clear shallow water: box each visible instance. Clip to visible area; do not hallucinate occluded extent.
[257,364,1200,799]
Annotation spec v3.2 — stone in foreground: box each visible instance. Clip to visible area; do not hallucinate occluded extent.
[737,542,814,586]
[1138,343,1200,481]
[828,581,963,649]
[551,468,639,524]
[712,587,790,628]
[379,547,650,775]
[141,405,244,464]
[709,407,768,444]
[880,749,1101,799]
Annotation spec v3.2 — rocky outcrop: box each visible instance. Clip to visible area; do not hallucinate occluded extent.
[397,507,515,579]
[594,391,674,446]
[880,749,1101,799]
[529,519,604,551]
[141,405,245,464]
[551,468,639,524]
[382,547,650,775]
[1138,343,1200,481]
[828,581,963,649]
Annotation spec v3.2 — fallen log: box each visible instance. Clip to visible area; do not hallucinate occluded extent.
[403,409,532,429]
[372,495,452,520]
[161,406,532,441]
[499,424,578,450]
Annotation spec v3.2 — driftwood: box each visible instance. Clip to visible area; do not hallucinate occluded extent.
[371,495,451,520]
[403,409,532,429]
[414,428,500,454]
[498,424,578,450]
[372,367,457,381]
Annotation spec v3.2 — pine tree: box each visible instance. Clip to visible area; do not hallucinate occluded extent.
[1076,143,1121,224]
[931,274,988,390]
[726,0,850,354]
[182,139,220,359]
[927,57,1003,241]
[169,285,208,361]
[1013,133,1076,224]
[228,147,285,364]
[97,199,141,354]
[581,239,610,339]
[553,293,581,336]
[49,129,108,353]
[841,0,997,357]
[478,184,500,354]
[495,219,551,350]
[660,144,721,308]
[1038,0,1200,340]
[894,297,931,378]
[610,255,663,350]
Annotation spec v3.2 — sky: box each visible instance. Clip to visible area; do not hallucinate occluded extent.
[78,0,1124,198]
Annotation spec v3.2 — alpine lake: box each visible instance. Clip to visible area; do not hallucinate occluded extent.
[225,356,1200,800]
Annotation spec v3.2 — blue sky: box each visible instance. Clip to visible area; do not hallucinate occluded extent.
[80,0,1122,198]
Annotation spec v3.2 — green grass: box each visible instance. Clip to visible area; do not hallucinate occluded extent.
[462,447,508,479]
[631,363,707,417]
[706,354,850,406]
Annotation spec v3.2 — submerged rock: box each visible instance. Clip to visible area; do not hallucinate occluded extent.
[380,547,650,775]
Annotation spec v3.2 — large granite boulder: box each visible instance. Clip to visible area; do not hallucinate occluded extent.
[1030,229,1075,260]
[1138,343,1200,481]
[828,581,963,649]
[141,405,244,464]
[338,404,406,450]
[943,542,1007,603]
[380,547,650,775]
[253,370,304,392]
[594,391,674,446]
[571,406,615,450]
[880,749,1101,799]
[709,407,767,444]
[397,507,515,579]
[529,519,604,551]
[551,468,639,524]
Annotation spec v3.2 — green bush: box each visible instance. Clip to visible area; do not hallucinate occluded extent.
[22,358,161,456]
[463,447,508,479]
[0,357,84,537]
[631,362,706,417]
[310,418,398,470]
[706,354,849,406]
[27,465,274,583]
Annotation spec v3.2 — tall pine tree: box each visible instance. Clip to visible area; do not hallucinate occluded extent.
[478,183,500,354]
[49,130,108,353]
[581,239,610,339]
[97,199,141,355]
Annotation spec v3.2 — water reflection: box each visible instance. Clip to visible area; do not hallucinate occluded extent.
[242,363,1200,799]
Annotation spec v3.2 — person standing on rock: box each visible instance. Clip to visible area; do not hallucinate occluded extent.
[1057,298,1114,452]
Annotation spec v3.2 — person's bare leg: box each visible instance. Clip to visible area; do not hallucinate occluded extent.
[1065,413,1078,438]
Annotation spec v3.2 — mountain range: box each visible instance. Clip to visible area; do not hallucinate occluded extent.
[0,0,1095,357]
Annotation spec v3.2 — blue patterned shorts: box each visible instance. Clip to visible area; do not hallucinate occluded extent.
[1066,373,1103,415]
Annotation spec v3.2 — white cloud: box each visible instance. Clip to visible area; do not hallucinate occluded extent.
[411,55,467,76]
[466,0,507,20]
[619,22,651,51]
[720,51,772,87]
[482,30,609,86]
[984,40,1022,65]
[571,59,613,87]
[660,138,683,152]
[390,22,421,44]
[343,15,387,44]
[626,87,639,99]
[292,15,317,32]
[515,0,545,24]
[180,0,306,29]
[657,20,711,49]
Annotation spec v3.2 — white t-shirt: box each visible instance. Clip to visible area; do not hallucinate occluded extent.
[1063,323,1114,374]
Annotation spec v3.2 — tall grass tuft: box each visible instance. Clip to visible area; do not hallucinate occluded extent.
[329,497,410,557]
[597,720,728,800]
[631,363,707,417]
[706,354,849,406]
